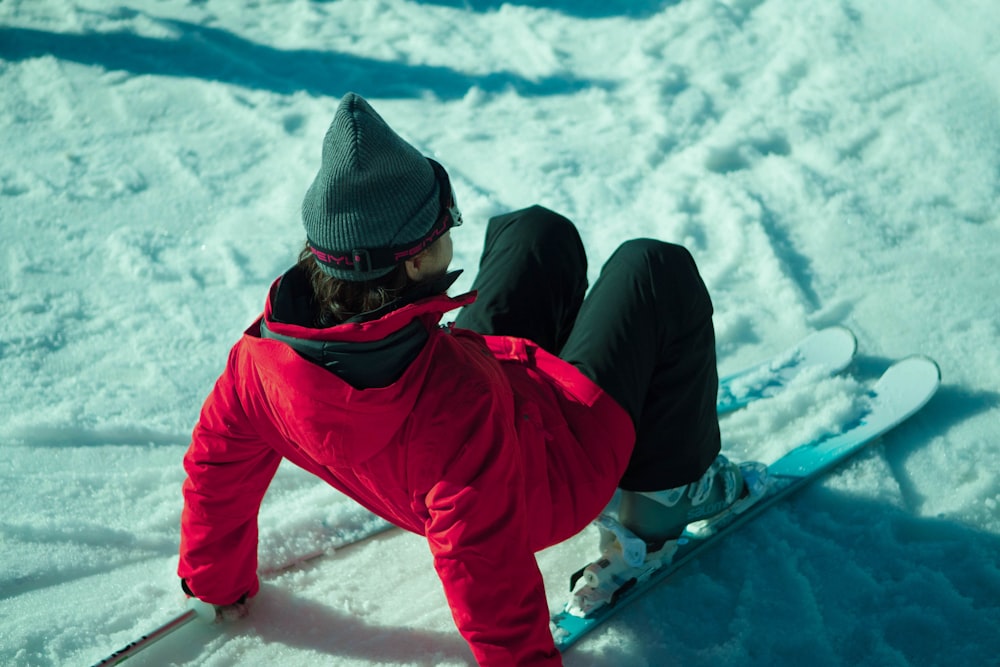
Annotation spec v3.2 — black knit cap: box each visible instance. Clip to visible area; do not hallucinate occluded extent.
[302,93,455,281]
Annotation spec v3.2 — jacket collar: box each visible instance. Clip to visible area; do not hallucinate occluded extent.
[255,266,475,388]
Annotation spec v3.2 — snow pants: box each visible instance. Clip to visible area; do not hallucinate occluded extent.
[455,205,721,491]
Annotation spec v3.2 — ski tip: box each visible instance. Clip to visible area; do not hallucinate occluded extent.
[814,326,858,351]
[818,324,856,338]
[893,354,942,383]
[875,355,941,414]
[798,326,858,372]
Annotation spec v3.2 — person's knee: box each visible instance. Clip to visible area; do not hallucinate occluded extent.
[484,205,585,276]
[513,204,573,231]
[487,205,579,249]
[608,239,712,318]
[611,238,693,268]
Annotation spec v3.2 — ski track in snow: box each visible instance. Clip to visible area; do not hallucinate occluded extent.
[2,0,1000,665]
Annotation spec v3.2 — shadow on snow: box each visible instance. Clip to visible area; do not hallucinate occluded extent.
[0,20,611,100]
[396,0,677,19]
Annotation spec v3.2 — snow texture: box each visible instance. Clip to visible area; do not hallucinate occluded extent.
[1,0,999,665]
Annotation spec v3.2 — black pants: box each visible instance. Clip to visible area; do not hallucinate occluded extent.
[455,205,721,492]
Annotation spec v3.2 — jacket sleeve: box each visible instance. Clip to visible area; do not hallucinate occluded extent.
[421,387,561,667]
[178,345,282,605]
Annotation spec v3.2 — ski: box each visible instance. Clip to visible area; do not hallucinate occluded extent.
[552,354,940,652]
[717,326,857,414]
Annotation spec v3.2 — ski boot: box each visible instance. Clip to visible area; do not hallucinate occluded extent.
[621,454,770,542]
[566,454,769,617]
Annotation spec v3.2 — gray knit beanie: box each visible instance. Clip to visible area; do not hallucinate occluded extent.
[302,93,443,281]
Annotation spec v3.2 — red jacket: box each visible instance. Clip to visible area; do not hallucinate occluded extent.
[179,276,635,666]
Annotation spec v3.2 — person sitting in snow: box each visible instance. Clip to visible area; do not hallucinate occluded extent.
[178,92,765,666]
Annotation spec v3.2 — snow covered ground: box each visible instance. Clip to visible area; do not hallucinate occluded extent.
[2,0,999,664]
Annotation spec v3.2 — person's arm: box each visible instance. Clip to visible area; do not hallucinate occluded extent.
[178,346,282,606]
[422,388,561,666]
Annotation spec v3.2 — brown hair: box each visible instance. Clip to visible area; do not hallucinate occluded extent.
[297,243,412,327]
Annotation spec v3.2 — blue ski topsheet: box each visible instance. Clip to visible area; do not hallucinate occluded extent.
[552,354,940,652]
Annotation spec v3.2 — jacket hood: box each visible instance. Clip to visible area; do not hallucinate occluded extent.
[259,266,465,388]
[240,267,475,466]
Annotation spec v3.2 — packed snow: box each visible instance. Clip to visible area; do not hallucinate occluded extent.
[2,0,999,665]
